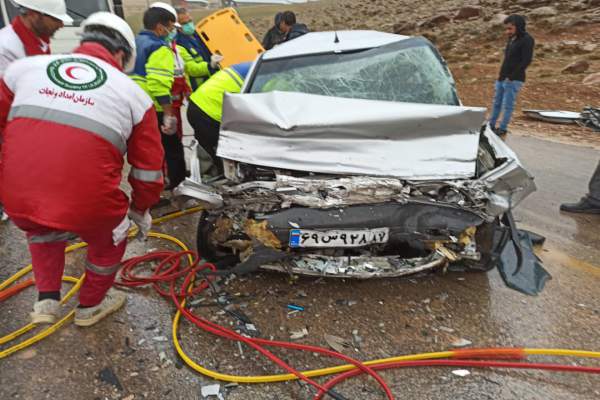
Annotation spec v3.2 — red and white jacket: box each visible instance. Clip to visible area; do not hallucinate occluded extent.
[0,43,164,232]
[0,16,51,77]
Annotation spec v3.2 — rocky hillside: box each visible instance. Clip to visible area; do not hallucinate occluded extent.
[240,0,600,145]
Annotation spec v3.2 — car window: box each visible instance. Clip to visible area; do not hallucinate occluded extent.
[3,0,110,27]
[249,38,459,106]
[65,0,110,26]
[4,0,19,22]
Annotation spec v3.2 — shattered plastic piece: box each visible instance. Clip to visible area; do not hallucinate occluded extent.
[98,367,123,391]
[152,336,168,342]
[451,369,471,377]
[159,351,167,364]
[324,334,352,353]
[523,109,581,124]
[287,304,305,312]
[201,384,224,399]
[352,330,363,348]
[290,328,309,340]
[244,219,282,249]
[451,338,472,348]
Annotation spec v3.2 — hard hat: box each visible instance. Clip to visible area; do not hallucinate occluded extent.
[81,12,137,72]
[149,2,177,19]
[11,0,73,24]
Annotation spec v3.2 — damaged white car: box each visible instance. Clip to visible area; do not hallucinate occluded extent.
[176,31,550,295]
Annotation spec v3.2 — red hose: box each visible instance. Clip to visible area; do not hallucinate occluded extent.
[117,250,395,400]
[0,278,34,301]
[315,359,600,400]
[116,249,600,400]
[5,233,598,399]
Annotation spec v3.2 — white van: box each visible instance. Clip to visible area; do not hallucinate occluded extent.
[0,0,124,54]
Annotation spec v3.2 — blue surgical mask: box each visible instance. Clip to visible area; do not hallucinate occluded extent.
[166,28,177,42]
[182,22,195,36]
[159,26,177,42]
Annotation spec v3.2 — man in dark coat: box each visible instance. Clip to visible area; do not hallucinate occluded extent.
[262,12,286,50]
[488,14,534,139]
[262,11,309,50]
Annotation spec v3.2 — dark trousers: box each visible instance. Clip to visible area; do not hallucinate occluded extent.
[587,161,600,206]
[187,101,221,162]
[157,111,186,189]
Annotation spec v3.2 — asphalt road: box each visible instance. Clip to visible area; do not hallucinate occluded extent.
[507,134,600,265]
[0,134,598,400]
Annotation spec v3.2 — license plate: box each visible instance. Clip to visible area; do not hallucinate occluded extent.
[289,228,389,248]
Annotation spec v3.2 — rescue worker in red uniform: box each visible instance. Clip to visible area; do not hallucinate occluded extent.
[0,0,72,221]
[0,0,72,77]
[0,12,164,327]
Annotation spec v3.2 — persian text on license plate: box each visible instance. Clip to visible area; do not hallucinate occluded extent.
[288,228,389,248]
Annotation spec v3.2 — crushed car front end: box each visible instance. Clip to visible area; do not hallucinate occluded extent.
[176,31,549,293]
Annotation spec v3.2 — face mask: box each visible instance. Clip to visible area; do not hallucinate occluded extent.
[182,22,195,36]
[160,26,177,42]
[166,28,177,42]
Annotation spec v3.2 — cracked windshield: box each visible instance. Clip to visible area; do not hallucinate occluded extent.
[250,41,458,105]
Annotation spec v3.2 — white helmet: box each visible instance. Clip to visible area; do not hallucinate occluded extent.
[11,0,73,24]
[81,12,136,72]
[149,2,177,19]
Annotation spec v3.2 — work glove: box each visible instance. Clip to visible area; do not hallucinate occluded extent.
[161,114,178,136]
[210,54,224,69]
[128,207,152,241]
[112,215,131,246]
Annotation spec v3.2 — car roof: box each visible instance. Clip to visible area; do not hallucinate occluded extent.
[262,30,410,60]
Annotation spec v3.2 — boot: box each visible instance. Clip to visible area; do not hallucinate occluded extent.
[496,129,508,141]
[30,299,61,324]
[74,288,126,327]
[560,197,600,214]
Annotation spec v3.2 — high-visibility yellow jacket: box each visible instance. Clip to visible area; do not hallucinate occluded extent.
[175,31,215,91]
[177,45,210,89]
[131,31,175,113]
[189,62,251,123]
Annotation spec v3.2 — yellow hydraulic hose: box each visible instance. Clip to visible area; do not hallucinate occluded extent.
[0,209,200,359]
[1,207,599,384]
[0,276,82,357]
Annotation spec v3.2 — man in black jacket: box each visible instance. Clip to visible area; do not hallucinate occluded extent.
[489,15,534,139]
[262,12,286,50]
[262,11,309,50]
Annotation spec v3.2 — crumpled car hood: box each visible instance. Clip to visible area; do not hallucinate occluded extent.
[218,91,485,180]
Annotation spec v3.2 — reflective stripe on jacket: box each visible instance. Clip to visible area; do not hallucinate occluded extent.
[131,31,175,112]
[178,45,210,92]
[189,65,247,123]
[0,43,164,232]
[175,32,214,91]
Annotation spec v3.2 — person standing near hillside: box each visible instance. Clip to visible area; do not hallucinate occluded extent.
[488,14,534,140]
